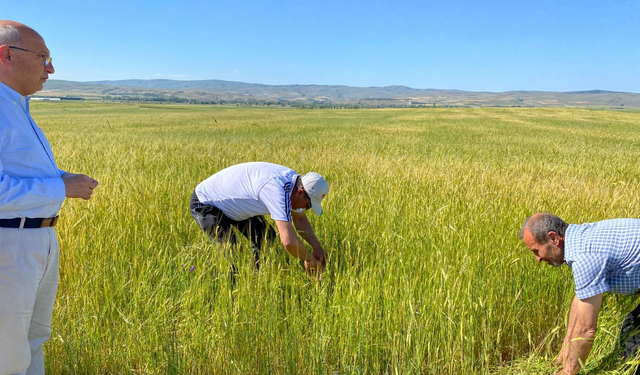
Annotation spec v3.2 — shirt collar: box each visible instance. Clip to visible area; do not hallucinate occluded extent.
[0,81,30,114]
[563,224,577,266]
[0,81,27,103]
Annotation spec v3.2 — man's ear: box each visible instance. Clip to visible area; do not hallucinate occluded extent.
[547,231,560,245]
[0,45,12,65]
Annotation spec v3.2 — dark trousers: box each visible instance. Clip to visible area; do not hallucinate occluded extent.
[621,302,640,375]
[190,191,276,269]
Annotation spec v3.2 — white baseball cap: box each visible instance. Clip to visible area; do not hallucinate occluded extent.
[301,172,329,215]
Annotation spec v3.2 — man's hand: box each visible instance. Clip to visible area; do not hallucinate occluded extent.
[62,173,99,200]
[306,247,327,275]
[312,247,326,267]
[304,257,324,277]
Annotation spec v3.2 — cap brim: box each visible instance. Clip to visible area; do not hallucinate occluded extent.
[310,199,323,215]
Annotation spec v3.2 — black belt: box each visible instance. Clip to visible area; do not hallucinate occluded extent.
[0,215,59,229]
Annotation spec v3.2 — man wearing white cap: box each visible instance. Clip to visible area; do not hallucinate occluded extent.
[190,162,329,273]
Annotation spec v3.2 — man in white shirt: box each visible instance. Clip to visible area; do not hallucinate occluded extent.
[0,21,99,374]
[190,162,329,274]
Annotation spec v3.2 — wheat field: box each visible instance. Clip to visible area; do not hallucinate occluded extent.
[32,102,640,374]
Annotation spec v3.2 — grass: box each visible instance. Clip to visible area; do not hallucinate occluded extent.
[29,102,640,374]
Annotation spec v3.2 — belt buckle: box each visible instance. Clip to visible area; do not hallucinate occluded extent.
[40,215,59,228]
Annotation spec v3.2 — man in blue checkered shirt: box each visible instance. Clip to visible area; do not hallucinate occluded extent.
[520,213,640,375]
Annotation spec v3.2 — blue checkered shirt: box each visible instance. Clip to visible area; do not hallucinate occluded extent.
[565,219,640,300]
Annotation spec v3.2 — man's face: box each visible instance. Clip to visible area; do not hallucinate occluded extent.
[9,30,54,96]
[522,229,565,267]
[291,188,312,211]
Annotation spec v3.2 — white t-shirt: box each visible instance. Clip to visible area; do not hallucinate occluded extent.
[195,162,302,222]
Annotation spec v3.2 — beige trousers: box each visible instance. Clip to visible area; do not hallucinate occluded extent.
[0,227,59,375]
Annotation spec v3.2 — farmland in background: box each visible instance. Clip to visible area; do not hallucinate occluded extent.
[41,79,640,108]
[35,102,640,374]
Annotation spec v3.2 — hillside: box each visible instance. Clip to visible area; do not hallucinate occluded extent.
[41,79,640,108]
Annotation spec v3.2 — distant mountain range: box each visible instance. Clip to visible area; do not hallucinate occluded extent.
[40,79,640,108]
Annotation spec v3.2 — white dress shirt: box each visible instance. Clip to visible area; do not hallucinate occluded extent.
[0,81,66,219]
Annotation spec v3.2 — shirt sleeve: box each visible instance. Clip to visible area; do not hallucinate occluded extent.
[0,103,66,214]
[0,171,66,212]
[258,180,292,221]
[571,253,610,299]
[0,140,66,213]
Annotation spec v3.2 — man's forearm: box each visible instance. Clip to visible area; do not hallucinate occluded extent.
[283,236,316,262]
[559,296,581,362]
[292,217,318,244]
[276,219,316,263]
[561,329,596,375]
[292,213,324,258]
[558,294,602,375]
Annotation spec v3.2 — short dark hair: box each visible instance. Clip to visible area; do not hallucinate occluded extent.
[519,213,568,243]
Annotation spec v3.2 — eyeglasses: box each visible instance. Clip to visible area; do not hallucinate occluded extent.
[8,46,53,67]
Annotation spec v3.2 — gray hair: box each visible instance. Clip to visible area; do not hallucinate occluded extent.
[519,213,568,243]
[0,24,20,46]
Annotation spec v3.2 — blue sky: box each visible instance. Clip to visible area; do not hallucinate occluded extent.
[5,0,639,92]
